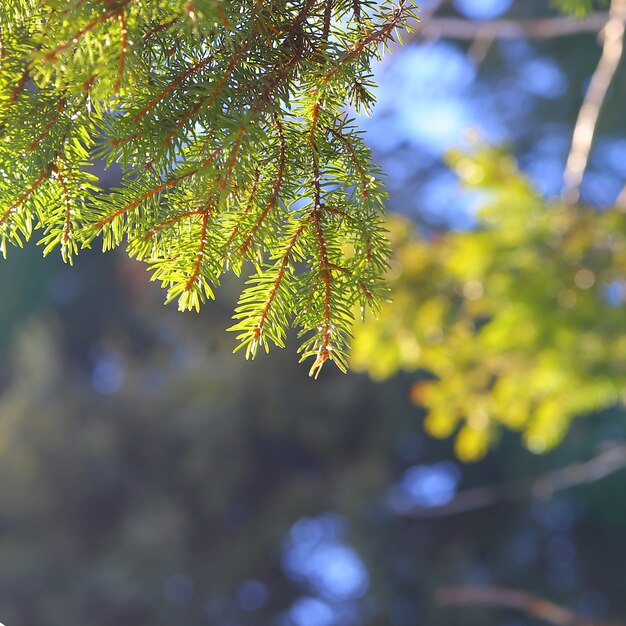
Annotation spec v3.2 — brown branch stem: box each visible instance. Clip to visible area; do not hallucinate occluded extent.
[184,209,210,291]
[144,208,206,238]
[114,10,128,93]
[93,149,221,229]
[133,54,213,123]
[413,13,610,41]
[329,126,369,198]
[253,221,307,343]
[437,585,622,626]
[1,164,53,227]
[52,162,72,245]
[240,115,286,255]
[28,96,67,153]
[562,0,626,203]
[401,442,626,518]
[323,1,409,85]
[308,149,332,379]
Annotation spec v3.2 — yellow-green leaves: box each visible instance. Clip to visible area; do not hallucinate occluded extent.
[353,148,626,459]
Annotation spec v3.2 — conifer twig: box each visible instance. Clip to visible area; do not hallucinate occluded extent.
[114,10,128,93]
[1,164,53,227]
[92,149,222,229]
[309,150,333,378]
[52,162,72,247]
[184,209,210,292]
[7,66,30,107]
[240,115,286,256]
[252,221,307,347]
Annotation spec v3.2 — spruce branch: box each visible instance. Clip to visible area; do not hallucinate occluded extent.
[0,0,417,374]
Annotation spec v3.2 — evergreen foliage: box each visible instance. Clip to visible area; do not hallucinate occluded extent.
[0,0,416,376]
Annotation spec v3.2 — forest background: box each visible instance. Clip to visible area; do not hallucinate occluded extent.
[2,0,626,625]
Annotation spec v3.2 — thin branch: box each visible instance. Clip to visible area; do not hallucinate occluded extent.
[615,183,626,209]
[0,164,53,227]
[141,17,176,42]
[401,442,626,518]
[143,208,206,238]
[28,96,67,152]
[93,150,221,229]
[562,0,626,204]
[132,54,213,123]
[436,585,622,626]
[184,209,210,291]
[7,66,31,108]
[223,167,260,256]
[413,12,609,41]
[251,220,307,347]
[323,1,411,84]
[308,150,332,379]
[52,162,72,246]
[164,16,264,147]
[380,0,446,71]
[322,0,332,44]
[43,5,123,62]
[164,52,243,146]
[240,115,286,256]
[218,126,247,191]
[329,126,369,198]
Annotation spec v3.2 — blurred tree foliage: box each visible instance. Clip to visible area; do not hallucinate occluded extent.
[1,244,626,626]
[353,147,626,460]
[2,252,626,626]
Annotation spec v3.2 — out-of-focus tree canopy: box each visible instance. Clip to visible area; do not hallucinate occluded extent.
[353,148,626,460]
[2,246,626,626]
[351,0,626,460]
